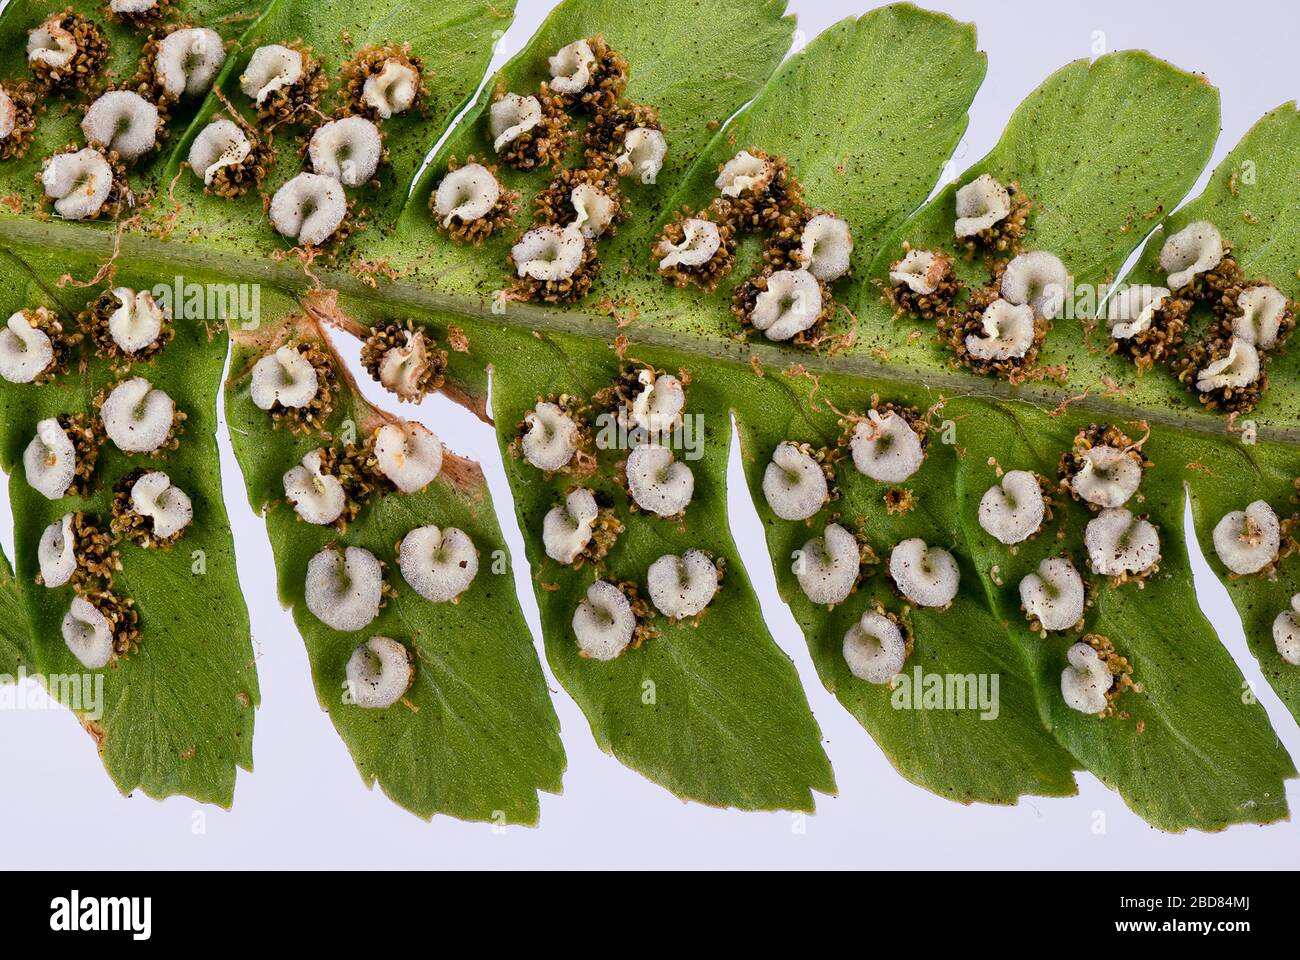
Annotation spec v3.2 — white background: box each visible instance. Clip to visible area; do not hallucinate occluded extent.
[4,0,1300,868]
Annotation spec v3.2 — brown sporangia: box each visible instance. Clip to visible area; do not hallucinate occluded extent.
[712,150,802,233]
[1107,293,1192,374]
[35,512,121,592]
[106,0,174,28]
[339,42,426,119]
[110,467,185,548]
[254,40,327,127]
[731,266,834,348]
[59,413,104,498]
[1084,633,1139,721]
[493,84,571,172]
[270,341,338,434]
[1057,423,1150,507]
[653,206,736,290]
[84,588,141,661]
[508,230,601,303]
[78,288,173,364]
[532,164,625,237]
[957,180,1031,260]
[0,80,40,161]
[880,246,961,321]
[583,100,659,164]
[937,280,1048,380]
[358,320,448,403]
[556,35,628,113]
[28,10,110,95]
[432,155,517,244]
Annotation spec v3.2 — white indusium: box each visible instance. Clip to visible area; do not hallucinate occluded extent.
[305,546,384,631]
[889,248,944,294]
[188,119,252,185]
[1233,285,1288,349]
[108,288,166,353]
[130,471,193,539]
[572,580,635,661]
[1000,251,1068,320]
[100,378,175,454]
[489,93,542,151]
[1019,557,1085,632]
[250,345,319,410]
[1085,508,1160,577]
[954,173,1012,238]
[38,514,77,588]
[850,410,924,483]
[156,27,226,99]
[521,401,579,472]
[794,523,859,606]
[433,163,501,227]
[269,173,347,247]
[615,127,666,183]
[978,470,1044,545]
[799,214,852,282]
[24,418,76,500]
[762,442,828,521]
[967,299,1035,361]
[716,150,771,197]
[1071,444,1142,508]
[62,597,114,670]
[399,525,479,603]
[547,39,595,94]
[1271,595,1300,666]
[1158,220,1223,291]
[1197,338,1260,393]
[0,310,54,383]
[1212,500,1280,575]
[626,444,694,517]
[1107,284,1170,340]
[512,225,585,281]
[543,488,599,565]
[656,218,719,270]
[81,91,159,162]
[628,370,684,433]
[363,60,419,118]
[1061,642,1109,714]
[241,44,304,104]
[42,148,113,220]
[749,268,821,341]
[647,549,719,620]
[889,538,960,608]
[309,115,383,187]
[346,636,414,709]
[283,450,346,525]
[843,611,907,684]
[373,421,442,492]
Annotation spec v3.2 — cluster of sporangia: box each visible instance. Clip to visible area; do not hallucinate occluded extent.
[754,385,1244,715]
[12,1,429,252]
[882,174,1295,411]
[882,173,1057,382]
[247,328,470,709]
[431,35,667,304]
[512,364,727,661]
[1105,220,1295,414]
[0,283,189,671]
[655,150,856,348]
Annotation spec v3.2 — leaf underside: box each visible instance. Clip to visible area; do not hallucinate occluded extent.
[0,0,1296,832]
